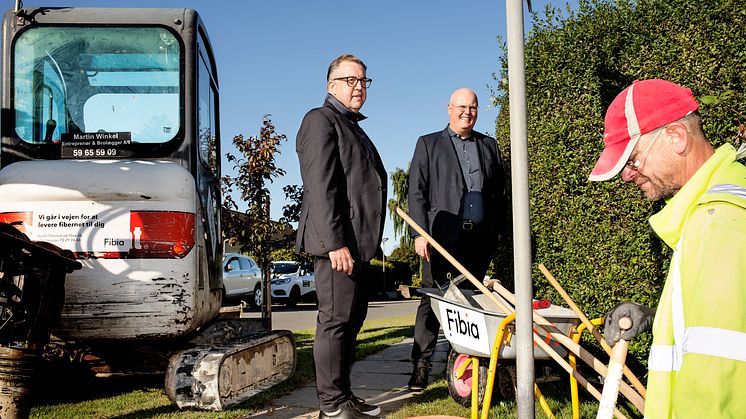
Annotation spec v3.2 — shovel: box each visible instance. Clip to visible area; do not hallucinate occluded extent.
[597,317,632,419]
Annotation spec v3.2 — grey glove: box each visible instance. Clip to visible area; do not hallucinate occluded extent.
[604,301,655,346]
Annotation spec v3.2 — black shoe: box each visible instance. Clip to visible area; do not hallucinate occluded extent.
[319,399,380,419]
[408,364,429,391]
[350,395,381,416]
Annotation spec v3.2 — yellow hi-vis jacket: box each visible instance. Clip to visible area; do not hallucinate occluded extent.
[645,144,746,419]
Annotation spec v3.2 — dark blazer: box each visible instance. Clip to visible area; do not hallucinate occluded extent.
[408,127,507,246]
[295,98,387,262]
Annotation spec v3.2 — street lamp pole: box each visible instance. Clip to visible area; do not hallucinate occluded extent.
[382,237,389,291]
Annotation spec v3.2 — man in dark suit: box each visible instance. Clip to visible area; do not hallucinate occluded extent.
[407,88,508,391]
[295,54,387,419]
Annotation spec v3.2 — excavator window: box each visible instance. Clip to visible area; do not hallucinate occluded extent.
[13,26,182,145]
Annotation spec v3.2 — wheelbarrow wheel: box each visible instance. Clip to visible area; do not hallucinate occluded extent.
[446,349,488,407]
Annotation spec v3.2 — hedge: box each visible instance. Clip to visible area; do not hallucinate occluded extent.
[492,0,746,361]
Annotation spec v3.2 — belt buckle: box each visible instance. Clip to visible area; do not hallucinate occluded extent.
[462,221,473,230]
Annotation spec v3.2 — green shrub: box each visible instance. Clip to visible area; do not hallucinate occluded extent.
[369,259,413,293]
[493,0,746,362]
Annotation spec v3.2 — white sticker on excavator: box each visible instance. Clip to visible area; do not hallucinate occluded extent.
[30,202,131,252]
[438,300,490,355]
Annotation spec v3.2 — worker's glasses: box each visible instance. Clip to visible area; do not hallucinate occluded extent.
[332,76,372,88]
[625,127,665,171]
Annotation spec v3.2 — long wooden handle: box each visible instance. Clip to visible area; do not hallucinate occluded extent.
[597,318,632,419]
[396,207,626,419]
[395,207,645,412]
[395,207,499,304]
[538,263,647,399]
[534,329,627,419]
[490,280,645,413]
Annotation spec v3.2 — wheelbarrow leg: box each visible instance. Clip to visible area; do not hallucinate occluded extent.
[480,312,515,419]
[470,357,479,419]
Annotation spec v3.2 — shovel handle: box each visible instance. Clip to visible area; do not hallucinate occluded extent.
[597,316,632,419]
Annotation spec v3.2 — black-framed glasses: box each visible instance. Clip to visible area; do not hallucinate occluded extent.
[332,76,372,88]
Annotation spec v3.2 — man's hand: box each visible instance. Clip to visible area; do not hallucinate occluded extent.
[329,246,354,274]
[414,236,430,262]
[604,301,656,346]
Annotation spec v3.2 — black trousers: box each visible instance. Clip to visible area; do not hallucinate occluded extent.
[313,257,370,411]
[411,228,495,366]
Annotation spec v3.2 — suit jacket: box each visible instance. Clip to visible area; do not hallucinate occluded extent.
[295,97,387,262]
[408,127,507,246]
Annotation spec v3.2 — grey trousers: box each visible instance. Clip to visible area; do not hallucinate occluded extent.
[313,258,370,411]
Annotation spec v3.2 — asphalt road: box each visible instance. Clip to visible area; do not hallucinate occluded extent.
[238,299,420,331]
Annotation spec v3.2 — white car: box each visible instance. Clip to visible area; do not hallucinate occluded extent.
[270,261,316,307]
[222,253,263,308]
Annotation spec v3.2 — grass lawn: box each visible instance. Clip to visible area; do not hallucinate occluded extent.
[29,314,416,418]
[27,311,642,418]
[390,373,641,419]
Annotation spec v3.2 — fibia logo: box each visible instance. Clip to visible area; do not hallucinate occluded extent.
[445,308,480,339]
[103,238,126,246]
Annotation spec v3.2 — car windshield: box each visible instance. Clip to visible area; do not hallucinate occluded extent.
[272,263,299,274]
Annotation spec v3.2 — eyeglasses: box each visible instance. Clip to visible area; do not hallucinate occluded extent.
[626,127,665,170]
[450,104,478,114]
[332,76,372,88]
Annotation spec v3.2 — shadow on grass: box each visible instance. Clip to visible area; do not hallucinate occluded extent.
[354,325,415,359]
[29,321,416,417]
[108,404,179,419]
[32,366,164,405]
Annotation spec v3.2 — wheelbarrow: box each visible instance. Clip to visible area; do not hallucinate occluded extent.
[423,281,580,417]
[396,207,645,418]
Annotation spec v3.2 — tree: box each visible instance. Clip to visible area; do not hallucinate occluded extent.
[388,243,419,284]
[270,184,314,269]
[386,167,411,246]
[222,115,286,321]
[280,184,303,225]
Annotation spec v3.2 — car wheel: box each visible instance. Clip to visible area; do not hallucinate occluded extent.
[220,287,227,306]
[286,286,300,308]
[250,284,262,309]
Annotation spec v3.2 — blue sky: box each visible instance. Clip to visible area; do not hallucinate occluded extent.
[21,0,575,254]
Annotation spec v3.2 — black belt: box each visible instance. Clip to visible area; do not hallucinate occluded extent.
[462,220,478,230]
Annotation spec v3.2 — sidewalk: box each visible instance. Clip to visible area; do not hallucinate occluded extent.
[250,334,450,418]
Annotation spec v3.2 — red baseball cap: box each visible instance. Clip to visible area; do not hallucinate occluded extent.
[588,79,699,181]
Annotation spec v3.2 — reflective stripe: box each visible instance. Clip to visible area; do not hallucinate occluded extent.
[648,327,746,370]
[683,326,746,362]
[737,143,746,160]
[624,84,641,139]
[648,344,677,372]
[707,183,746,200]
[670,245,685,371]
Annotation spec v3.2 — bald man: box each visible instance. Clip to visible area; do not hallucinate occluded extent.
[406,88,508,390]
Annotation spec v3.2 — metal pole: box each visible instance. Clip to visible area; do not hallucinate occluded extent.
[382,237,388,290]
[262,196,272,330]
[506,0,534,417]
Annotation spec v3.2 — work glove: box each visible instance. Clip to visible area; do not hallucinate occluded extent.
[604,301,655,346]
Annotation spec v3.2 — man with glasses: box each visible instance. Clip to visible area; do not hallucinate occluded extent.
[295,54,386,419]
[589,79,746,418]
[407,88,508,391]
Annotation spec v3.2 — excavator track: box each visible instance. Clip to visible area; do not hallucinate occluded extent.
[165,329,296,411]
